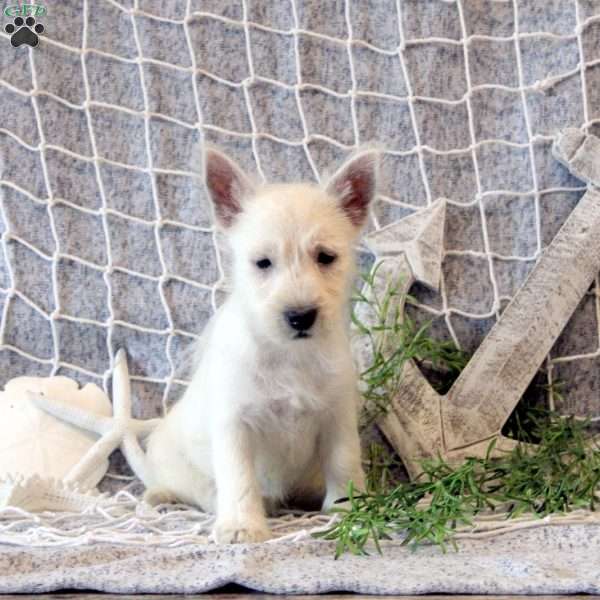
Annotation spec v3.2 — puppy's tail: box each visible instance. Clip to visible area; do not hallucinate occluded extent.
[113,348,155,490]
[121,432,155,489]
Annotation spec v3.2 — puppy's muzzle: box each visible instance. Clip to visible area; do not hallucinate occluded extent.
[284,307,318,337]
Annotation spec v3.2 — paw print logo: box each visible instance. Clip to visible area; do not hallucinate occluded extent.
[4,16,44,47]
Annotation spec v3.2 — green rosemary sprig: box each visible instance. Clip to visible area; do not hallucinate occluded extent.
[317,413,600,557]
[354,262,469,431]
[323,264,600,557]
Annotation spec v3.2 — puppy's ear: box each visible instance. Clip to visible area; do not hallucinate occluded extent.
[205,148,254,228]
[326,150,378,228]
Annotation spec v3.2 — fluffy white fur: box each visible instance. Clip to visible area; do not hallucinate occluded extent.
[143,149,377,544]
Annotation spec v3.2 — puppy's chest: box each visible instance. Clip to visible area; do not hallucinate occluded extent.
[241,359,336,434]
[250,395,321,493]
[243,347,349,430]
[243,393,320,431]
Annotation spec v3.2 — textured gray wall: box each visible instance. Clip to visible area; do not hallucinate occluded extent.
[0,0,599,486]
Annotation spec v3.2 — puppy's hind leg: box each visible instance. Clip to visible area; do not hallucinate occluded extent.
[143,405,217,510]
[143,487,178,507]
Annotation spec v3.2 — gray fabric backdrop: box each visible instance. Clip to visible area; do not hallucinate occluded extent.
[0,0,599,487]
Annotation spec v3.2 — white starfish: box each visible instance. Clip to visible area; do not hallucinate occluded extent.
[30,350,160,487]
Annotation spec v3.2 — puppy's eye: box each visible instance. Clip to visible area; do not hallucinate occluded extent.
[317,251,337,266]
[256,258,272,270]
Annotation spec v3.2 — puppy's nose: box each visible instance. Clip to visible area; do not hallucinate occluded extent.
[284,307,318,332]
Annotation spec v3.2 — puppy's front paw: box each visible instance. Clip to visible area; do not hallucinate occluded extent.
[213,519,271,544]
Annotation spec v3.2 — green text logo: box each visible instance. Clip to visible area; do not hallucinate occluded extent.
[4,4,46,17]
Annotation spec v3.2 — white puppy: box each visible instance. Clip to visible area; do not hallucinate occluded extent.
[143,148,377,543]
